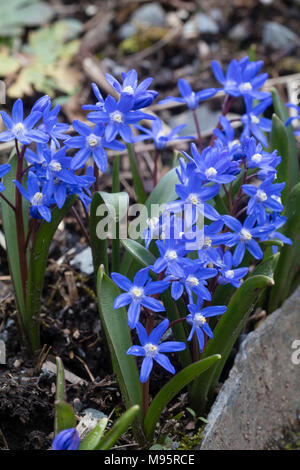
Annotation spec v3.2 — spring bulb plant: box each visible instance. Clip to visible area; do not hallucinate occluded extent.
[1,56,299,447]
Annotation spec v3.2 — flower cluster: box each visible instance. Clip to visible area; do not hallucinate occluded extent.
[112,56,292,384]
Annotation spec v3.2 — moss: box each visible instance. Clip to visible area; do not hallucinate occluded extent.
[177,426,204,450]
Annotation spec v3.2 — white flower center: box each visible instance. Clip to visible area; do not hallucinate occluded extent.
[271,195,282,204]
[131,286,144,299]
[240,82,252,92]
[256,189,267,202]
[144,343,158,357]
[165,250,178,261]
[240,228,252,241]
[14,122,24,133]
[225,269,234,279]
[205,167,217,178]
[190,194,199,205]
[49,160,62,172]
[252,153,262,163]
[186,275,199,286]
[110,111,123,123]
[87,134,99,147]
[204,236,212,248]
[31,192,43,206]
[123,85,134,94]
[194,313,206,326]
[251,114,260,125]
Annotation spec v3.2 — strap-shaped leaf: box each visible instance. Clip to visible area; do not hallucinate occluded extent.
[121,238,156,268]
[270,114,289,206]
[78,417,108,450]
[54,401,77,436]
[1,150,28,330]
[55,357,66,402]
[269,182,300,311]
[89,192,109,275]
[25,195,76,351]
[96,405,140,450]
[272,87,299,189]
[126,144,147,204]
[143,355,221,441]
[145,167,179,209]
[97,266,146,445]
[191,273,275,413]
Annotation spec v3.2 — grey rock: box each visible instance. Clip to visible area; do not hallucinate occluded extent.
[70,247,93,275]
[0,340,5,364]
[228,21,251,42]
[82,408,107,420]
[196,13,219,35]
[263,21,299,50]
[201,286,300,450]
[131,2,166,27]
[169,105,220,136]
[118,22,136,39]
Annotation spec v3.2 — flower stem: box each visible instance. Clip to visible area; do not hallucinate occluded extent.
[210,95,234,146]
[142,309,154,419]
[93,162,100,193]
[153,149,160,187]
[0,192,16,212]
[71,206,91,245]
[15,141,28,302]
[192,110,203,151]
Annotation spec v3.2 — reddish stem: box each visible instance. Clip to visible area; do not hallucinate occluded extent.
[153,149,160,187]
[0,192,16,212]
[210,95,235,146]
[192,109,203,151]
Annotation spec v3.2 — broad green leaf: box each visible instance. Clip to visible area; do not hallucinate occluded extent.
[145,167,179,209]
[270,114,289,206]
[55,357,66,403]
[191,274,275,413]
[144,355,221,441]
[96,405,140,450]
[1,150,28,343]
[126,144,147,204]
[269,182,300,311]
[272,87,299,188]
[54,401,77,436]
[78,418,108,450]
[120,238,156,268]
[25,195,76,351]
[97,267,145,445]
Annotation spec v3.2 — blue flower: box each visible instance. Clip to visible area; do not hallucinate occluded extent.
[222,214,273,266]
[37,101,69,148]
[52,428,80,450]
[87,94,154,143]
[211,57,270,100]
[242,136,280,178]
[218,251,248,287]
[0,163,11,192]
[136,118,193,150]
[112,268,169,329]
[258,214,292,253]
[65,120,125,171]
[127,319,186,383]
[186,301,226,351]
[0,99,48,145]
[105,69,158,110]
[14,171,52,222]
[241,97,272,147]
[285,103,300,136]
[158,78,217,110]
[152,238,186,274]
[242,177,284,223]
[181,143,238,184]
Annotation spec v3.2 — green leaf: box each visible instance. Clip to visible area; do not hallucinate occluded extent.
[272,88,299,188]
[270,114,289,206]
[78,418,108,450]
[54,401,77,436]
[145,167,179,209]
[96,405,140,450]
[25,195,76,351]
[143,355,221,441]
[89,192,108,275]
[120,238,156,268]
[269,182,300,311]
[191,273,275,413]
[1,150,28,342]
[97,267,145,445]
[126,144,147,204]
[55,357,66,402]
